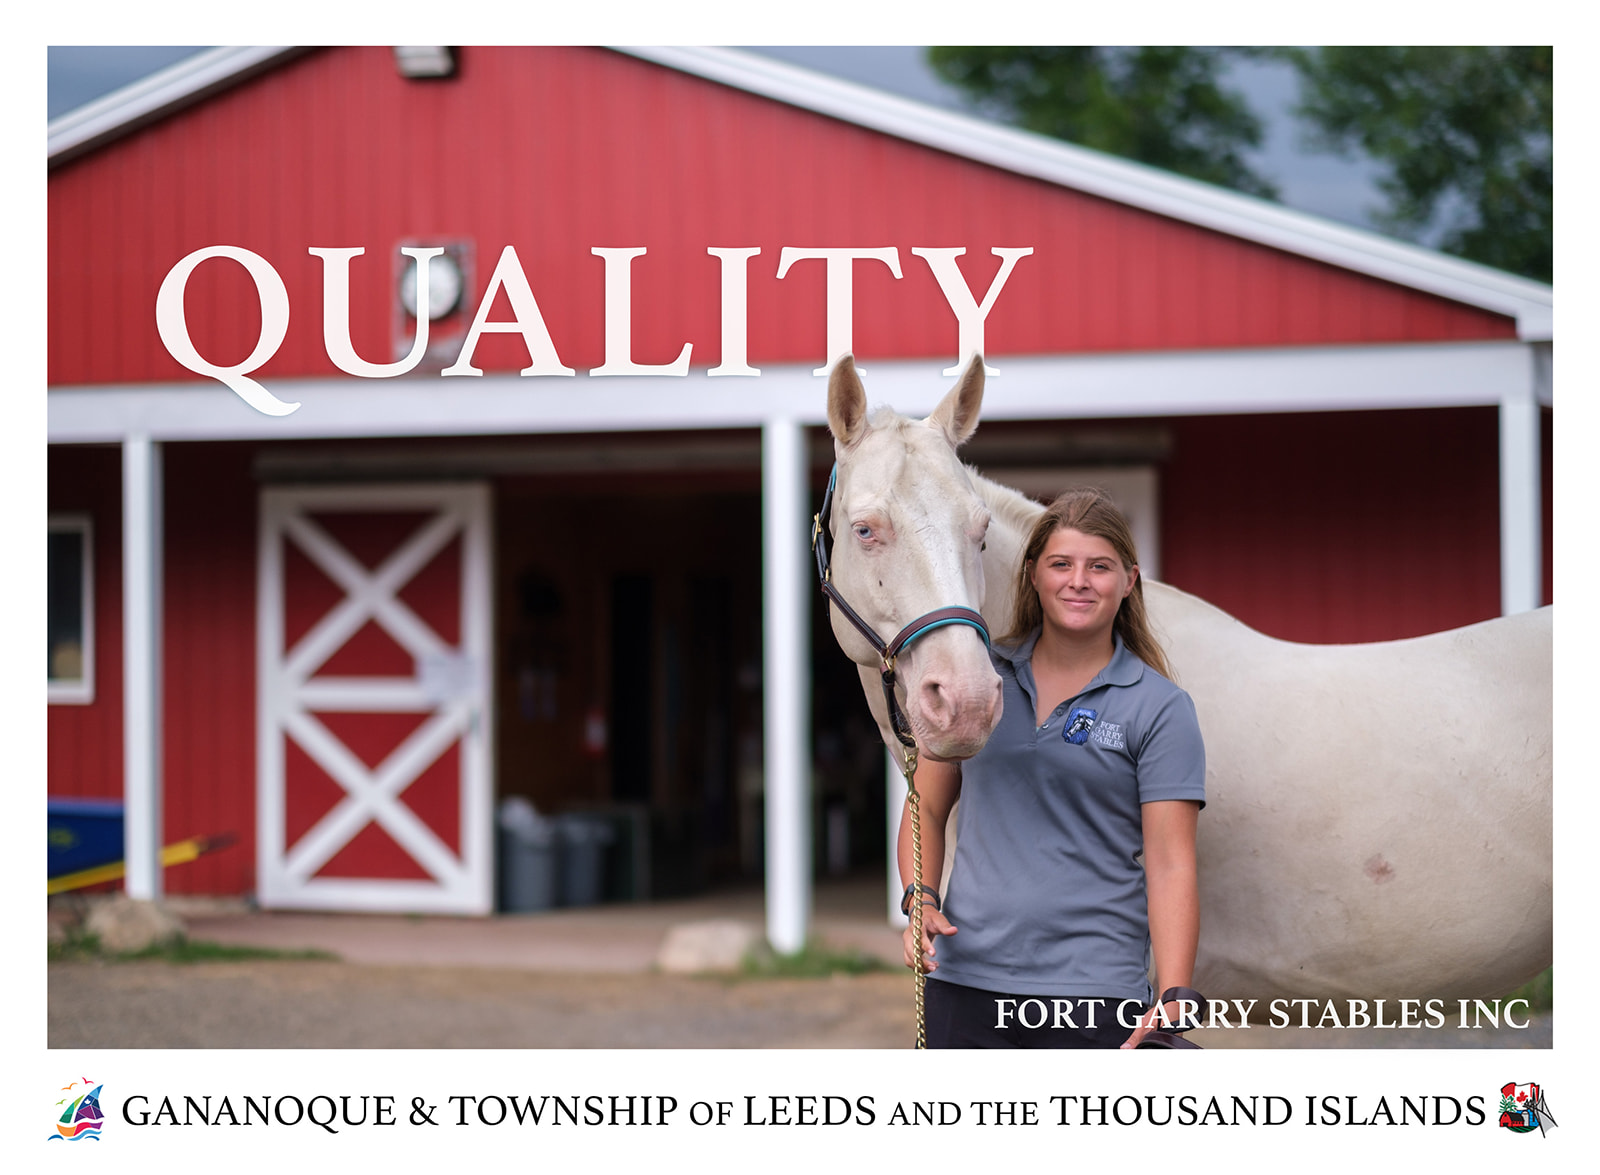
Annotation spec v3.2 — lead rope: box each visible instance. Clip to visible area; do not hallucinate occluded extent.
[900,740,927,1049]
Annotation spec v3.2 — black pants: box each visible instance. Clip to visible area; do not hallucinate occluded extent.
[924,977,1137,1049]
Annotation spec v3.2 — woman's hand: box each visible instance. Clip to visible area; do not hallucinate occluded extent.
[902,907,958,972]
[1119,998,1181,1049]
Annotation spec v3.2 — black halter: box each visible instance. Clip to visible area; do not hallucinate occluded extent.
[812,464,991,750]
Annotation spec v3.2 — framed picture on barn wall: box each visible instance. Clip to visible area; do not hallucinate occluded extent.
[47,513,94,705]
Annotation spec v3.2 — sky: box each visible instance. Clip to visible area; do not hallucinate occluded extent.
[46,44,1390,235]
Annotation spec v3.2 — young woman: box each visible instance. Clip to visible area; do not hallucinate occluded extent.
[898,488,1205,1049]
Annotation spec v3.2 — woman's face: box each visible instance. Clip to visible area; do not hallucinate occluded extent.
[1028,527,1137,643]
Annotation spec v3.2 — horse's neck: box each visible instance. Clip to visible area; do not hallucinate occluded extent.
[971,470,1044,636]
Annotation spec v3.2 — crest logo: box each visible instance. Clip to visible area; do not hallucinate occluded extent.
[1498,1082,1555,1135]
[50,1080,103,1141]
[1063,708,1097,745]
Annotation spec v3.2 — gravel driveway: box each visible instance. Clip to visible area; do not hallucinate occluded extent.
[49,957,1549,1049]
[48,958,915,1049]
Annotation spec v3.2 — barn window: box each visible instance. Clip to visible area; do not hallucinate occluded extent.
[48,514,94,704]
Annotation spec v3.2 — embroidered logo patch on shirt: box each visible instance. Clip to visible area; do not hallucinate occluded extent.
[1063,708,1098,745]
[1092,721,1127,750]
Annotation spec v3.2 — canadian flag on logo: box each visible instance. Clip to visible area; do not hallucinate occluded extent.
[1503,1082,1537,1105]
[1499,1082,1555,1135]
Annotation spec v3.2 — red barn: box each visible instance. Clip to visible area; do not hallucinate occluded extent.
[47,47,1552,939]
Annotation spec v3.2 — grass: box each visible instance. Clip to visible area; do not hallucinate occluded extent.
[1504,966,1552,1012]
[736,939,892,980]
[49,930,338,965]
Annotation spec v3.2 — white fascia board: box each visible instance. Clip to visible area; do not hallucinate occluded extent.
[47,47,301,166]
[48,340,1538,444]
[616,47,1552,341]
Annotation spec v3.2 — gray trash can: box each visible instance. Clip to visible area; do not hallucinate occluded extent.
[498,797,558,912]
[557,814,615,907]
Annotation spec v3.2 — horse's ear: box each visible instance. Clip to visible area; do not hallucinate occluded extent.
[927,352,985,448]
[827,354,869,449]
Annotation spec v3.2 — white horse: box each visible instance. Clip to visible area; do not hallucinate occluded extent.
[823,354,1552,1003]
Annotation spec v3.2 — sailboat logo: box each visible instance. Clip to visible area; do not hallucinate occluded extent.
[50,1080,104,1141]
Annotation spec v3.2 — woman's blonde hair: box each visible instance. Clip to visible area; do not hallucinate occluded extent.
[1003,487,1172,680]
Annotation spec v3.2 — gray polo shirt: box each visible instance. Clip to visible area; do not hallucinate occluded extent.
[930,629,1205,1001]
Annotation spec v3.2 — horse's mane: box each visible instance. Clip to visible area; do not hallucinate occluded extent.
[964,464,1045,536]
[865,405,915,434]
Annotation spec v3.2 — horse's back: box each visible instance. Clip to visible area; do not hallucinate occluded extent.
[1145,583,1551,1001]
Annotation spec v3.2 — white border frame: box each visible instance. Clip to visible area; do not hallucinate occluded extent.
[46,512,94,705]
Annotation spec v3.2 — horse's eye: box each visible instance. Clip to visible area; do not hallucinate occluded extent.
[981,542,987,552]
[855,525,873,540]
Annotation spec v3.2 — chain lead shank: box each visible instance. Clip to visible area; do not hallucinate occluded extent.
[901,743,927,1050]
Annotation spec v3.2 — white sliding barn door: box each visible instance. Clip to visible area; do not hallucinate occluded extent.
[257,483,493,913]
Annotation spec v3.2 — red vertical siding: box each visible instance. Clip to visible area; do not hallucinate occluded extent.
[49,443,261,896]
[48,46,1517,388]
[158,443,258,894]
[48,447,124,800]
[1160,407,1504,643]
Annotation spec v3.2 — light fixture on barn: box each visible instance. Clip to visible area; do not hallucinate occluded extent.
[393,240,474,366]
[393,47,456,80]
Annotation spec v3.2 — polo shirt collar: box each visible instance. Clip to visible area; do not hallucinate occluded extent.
[995,627,1146,691]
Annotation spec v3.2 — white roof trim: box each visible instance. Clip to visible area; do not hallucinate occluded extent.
[45,44,1551,341]
[47,46,302,166]
[616,47,1552,342]
[48,340,1541,445]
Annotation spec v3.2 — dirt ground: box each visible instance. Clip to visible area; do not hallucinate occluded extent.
[48,958,1550,1050]
[48,958,915,1049]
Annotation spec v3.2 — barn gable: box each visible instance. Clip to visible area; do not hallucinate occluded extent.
[48,45,1545,392]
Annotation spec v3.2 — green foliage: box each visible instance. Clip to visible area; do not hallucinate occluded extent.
[49,931,338,965]
[927,47,1277,198]
[926,45,1552,283]
[120,937,339,964]
[48,928,103,962]
[1282,47,1551,282]
[1505,965,1553,1012]
[737,939,891,979]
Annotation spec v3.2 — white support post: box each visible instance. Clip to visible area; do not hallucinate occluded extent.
[122,435,164,900]
[1499,353,1543,615]
[886,749,909,927]
[762,417,811,955]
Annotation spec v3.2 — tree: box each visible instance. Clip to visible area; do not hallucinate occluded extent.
[927,47,1277,198]
[1283,47,1551,283]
